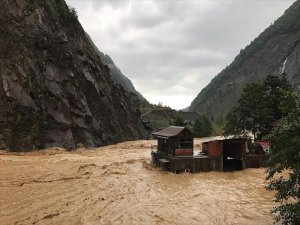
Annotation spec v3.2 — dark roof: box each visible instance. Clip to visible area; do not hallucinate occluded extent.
[152,126,186,138]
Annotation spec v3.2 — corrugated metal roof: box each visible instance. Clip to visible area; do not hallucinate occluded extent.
[152,126,185,137]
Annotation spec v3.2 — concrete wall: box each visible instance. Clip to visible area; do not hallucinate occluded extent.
[169,157,223,173]
[152,151,223,173]
[151,150,267,174]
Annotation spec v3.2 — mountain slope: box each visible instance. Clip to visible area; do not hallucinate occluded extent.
[0,0,146,151]
[85,33,146,101]
[189,0,300,119]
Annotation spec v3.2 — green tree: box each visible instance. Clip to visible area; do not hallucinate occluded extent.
[225,73,291,140]
[266,96,300,224]
[193,115,213,137]
[173,115,185,126]
[212,116,226,135]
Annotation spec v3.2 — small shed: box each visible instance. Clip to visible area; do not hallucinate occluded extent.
[152,126,193,156]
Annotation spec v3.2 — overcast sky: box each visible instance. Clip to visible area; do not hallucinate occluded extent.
[65,0,294,110]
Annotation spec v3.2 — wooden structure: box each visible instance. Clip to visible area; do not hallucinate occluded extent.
[152,127,267,173]
[152,126,194,156]
[152,126,223,173]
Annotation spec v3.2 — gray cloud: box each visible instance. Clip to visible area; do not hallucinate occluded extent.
[66,0,294,109]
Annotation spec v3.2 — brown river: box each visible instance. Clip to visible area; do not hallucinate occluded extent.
[0,139,275,225]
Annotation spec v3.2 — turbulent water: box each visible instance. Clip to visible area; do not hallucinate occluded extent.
[0,139,275,225]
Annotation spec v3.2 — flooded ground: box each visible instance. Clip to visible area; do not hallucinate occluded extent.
[0,138,275,225]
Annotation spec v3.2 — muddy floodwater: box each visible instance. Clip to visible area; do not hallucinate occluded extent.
[0,139,275,225]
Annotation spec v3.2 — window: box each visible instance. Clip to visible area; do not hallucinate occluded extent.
[179,138,193,148]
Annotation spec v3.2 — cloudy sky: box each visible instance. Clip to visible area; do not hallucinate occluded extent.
[66,0,294,110]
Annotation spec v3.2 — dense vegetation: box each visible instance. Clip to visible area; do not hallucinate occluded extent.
[139,100,172,114]
[224,73,292,140]
[211,116,226,136]
[173,115,185,127]
[140,98,220,136]
[224,73,300,224]
[140,101,215,137]
[193,115,213,137]
[266,93,300,224]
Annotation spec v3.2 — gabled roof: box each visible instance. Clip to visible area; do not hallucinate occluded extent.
[152,126,186,138]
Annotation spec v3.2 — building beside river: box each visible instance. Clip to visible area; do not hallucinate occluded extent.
[151,126,267,173]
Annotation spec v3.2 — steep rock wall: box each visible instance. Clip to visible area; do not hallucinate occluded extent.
[0,0,146,151]
[85,33,146,101]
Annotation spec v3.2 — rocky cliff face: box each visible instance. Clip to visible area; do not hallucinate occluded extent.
[189,0,300,119]
[0,0,146,151]
[85,33,146,101]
